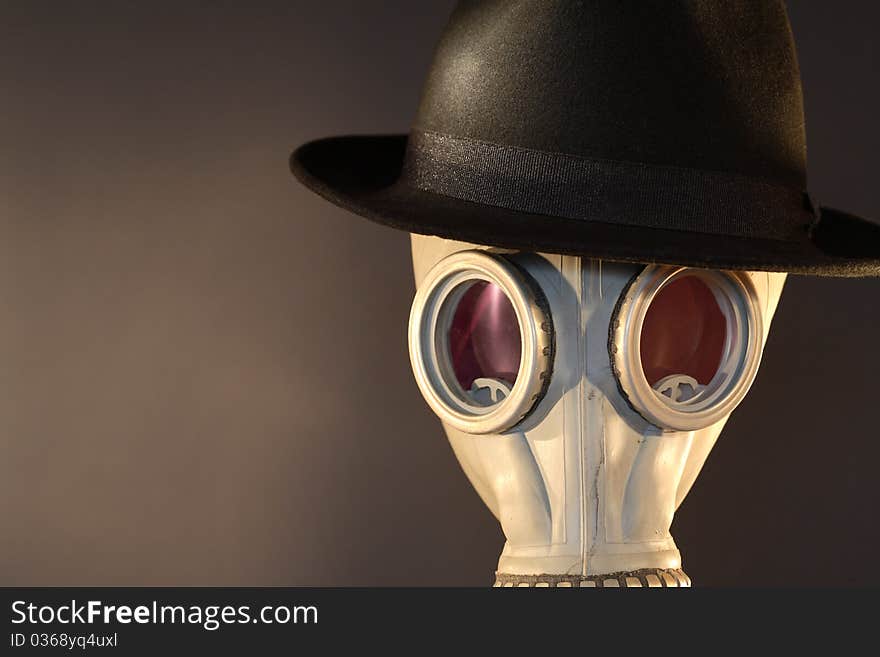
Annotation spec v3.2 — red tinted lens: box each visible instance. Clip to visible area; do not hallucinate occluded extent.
[640,277,727,387]
[448,281,521,391]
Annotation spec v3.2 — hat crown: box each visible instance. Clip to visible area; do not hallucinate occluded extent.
[414,0,807,189]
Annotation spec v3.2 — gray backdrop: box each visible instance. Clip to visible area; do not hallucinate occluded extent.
[1,2,878,586]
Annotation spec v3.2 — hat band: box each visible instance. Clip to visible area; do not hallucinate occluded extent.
[403,130,815,242]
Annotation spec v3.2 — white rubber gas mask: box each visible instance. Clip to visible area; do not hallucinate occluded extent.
[409,234,786,587]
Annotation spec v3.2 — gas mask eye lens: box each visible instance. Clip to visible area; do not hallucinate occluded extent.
[612,266,763,431]
[409,250,553,435]
[640,276,727,402]
[447,281,522,404]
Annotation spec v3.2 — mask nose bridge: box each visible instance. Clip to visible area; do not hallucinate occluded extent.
[498,253,651,432]
[580,262,657,432]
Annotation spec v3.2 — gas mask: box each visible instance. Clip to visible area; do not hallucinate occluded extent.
[292,0,880,588]
[408,234,786,587]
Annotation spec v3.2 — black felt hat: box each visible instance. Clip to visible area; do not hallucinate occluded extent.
[292,0,880,277]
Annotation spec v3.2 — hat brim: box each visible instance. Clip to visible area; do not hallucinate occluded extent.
[291,134,880,277]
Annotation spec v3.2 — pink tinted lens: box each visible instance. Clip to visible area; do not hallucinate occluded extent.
[640,276,727,387]
[448,281,521,391]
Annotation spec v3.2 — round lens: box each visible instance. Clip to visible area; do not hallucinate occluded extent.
[639,276,727,393]
[447,281,521,397]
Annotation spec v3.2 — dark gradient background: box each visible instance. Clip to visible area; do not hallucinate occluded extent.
[0,2,877,587]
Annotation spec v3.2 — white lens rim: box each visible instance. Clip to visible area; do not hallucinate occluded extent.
[408,250,552,435]
[611,266,763,431]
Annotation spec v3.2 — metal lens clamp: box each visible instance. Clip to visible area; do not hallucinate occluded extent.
[408,250,553,435]
[611,266,764,431]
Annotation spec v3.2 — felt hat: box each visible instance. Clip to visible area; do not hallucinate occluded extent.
[291,0,880,276]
